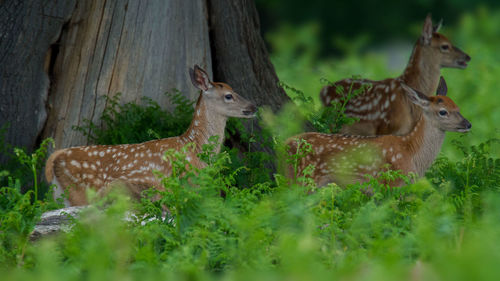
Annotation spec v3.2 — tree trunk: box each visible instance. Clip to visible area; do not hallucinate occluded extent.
[41,0,213,149]
[1,0,290,166]
[0,0,76,163]
[208,0,289,113]
[208,0,290,154]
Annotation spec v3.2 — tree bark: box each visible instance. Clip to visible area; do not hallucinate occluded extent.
[208,0,289,113]
[0,0,76,163]
[208,0,291,154]
[1,0,290,166]
[41,0,213,149]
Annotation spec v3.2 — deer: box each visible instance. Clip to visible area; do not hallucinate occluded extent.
[319,15,471,136]
[288,79,471,187]
[45,65,257,206]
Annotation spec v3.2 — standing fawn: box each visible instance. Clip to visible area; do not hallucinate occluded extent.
[320,15,471,136]
[45,65,257,206]
[288,80,471,187]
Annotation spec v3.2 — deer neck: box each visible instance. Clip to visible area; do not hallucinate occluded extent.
[182,95,227,154]
[400,42,441,96]
[402,114,445,176]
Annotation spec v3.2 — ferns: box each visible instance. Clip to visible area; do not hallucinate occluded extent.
[73,91,195,145]
[0,85,499,280]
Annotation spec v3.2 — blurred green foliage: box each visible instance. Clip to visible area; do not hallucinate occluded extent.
[256,0,500,56]
[268,7,500,160]
[1,4,499,281]
[1,132,499,280]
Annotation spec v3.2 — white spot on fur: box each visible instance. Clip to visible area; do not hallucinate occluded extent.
[320,87,328,97]
[70,160,81,168]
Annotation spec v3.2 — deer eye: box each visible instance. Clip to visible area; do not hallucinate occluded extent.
[439,109,448,116]
[440,44,450,51]
[224,94,233,101]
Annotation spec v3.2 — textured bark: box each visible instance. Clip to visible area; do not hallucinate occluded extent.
[0,0,76,162]
[42,0,212,149]
[2,0,289,167]
[208,0,289,112]
[208,0,291,153]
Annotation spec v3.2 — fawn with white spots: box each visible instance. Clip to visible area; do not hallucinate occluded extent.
[320,15,470,136]
[45,65,257,206]
[288,79,471,187]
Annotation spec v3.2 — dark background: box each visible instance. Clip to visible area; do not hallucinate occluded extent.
[256,0,499,56]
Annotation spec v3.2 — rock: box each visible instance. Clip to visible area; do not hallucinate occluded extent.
[30,206,87,241]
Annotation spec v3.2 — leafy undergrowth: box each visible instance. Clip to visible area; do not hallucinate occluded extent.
[2,8,500,276]
[73,91,195,145]
[269,8,500,160]
[0,133,499,280]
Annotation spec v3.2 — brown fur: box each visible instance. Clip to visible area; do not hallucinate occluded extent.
[45,149,67,182]
[289,88,471,187]
[46,65,256,206]
[320,15,470,136]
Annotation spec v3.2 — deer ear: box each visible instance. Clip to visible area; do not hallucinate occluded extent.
[189,65,213,91]
[436,76,447,96]
[433,18,443,33]
[421,14,433,45]
[401,83,430,108]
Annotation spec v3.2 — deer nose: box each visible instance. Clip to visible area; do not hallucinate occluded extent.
[465,54,471,62]
[463,119,472,130]
[243,104,257,116]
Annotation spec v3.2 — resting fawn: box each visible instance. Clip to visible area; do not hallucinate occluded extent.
[45,65,257,206]
[319,15,470,136]
[288,79,471,187]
